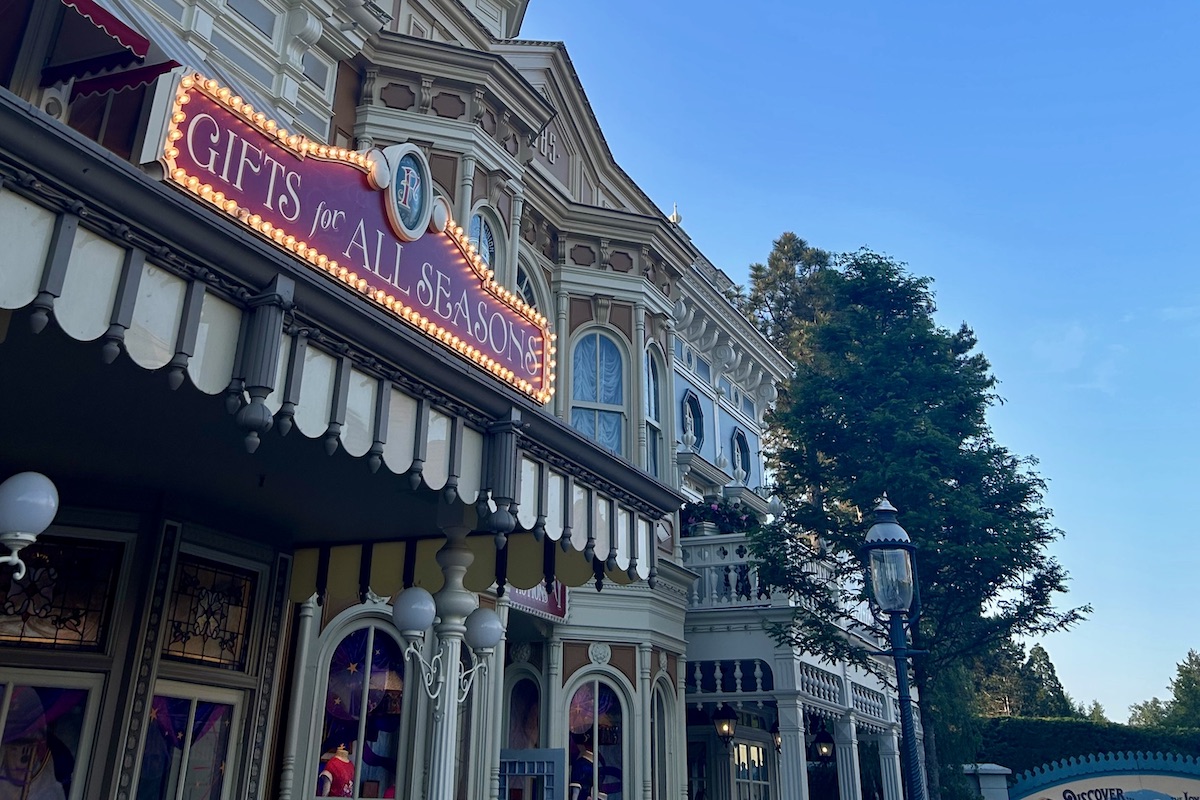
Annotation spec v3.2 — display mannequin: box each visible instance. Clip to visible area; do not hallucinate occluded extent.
[316,744,354,797]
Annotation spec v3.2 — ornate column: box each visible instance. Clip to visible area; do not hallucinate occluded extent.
[554,288,569,419]
[459,154,477,225]
[486,595,512,800]
[427,523,477,800]
[879,726,904,800]
[507,190,524,287]
[833,712,863,800]
[676,656,689,800]
[276,596,317,800]
[638,642,652,800]
[777,698,809,800]
[634,302,648,470]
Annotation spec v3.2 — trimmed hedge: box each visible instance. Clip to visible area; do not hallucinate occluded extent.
[978,717,1200,777]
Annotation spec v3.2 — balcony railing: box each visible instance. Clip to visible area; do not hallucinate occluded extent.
[680,529,889,650]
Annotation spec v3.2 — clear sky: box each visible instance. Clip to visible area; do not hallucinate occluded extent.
[520,1,1200,722]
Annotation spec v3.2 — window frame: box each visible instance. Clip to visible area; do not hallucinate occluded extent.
[134,678,245,800]
[0,667,105,800]
[565,674,630,800]
[570,329,629,457]
[469,205,506,282]
[730,428,752,485]
[644,346,666,478]
[681,391,705,452]
[303,608,411,800]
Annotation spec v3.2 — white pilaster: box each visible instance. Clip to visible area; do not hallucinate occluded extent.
[833,713,862,800]
[277,596,317,800]
[879,726,904,800]
[776,699,809,800]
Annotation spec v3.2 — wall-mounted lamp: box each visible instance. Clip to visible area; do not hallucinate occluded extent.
[712,704,737,748]
[811,723,834,761]
[0,472,59,580]
[770,720,781,753]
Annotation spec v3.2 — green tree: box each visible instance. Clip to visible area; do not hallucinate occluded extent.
[1129,650,1200,728]
[746,238,1089,799]
[1128,697,1171,728]
[1085,701,1110,724]
[1020,644,1077,718]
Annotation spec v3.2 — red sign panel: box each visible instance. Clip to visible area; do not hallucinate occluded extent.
[154,73,555,402]
[507,582,568,621]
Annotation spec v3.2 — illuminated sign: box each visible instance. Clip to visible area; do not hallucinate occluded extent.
[151,73,555,403]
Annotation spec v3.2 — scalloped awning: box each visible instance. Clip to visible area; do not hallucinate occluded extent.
[59,0,150,59]
[0,173,662,603]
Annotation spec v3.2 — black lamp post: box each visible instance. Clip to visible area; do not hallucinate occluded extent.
[862,497,926,800]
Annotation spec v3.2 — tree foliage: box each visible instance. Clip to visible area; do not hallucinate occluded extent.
[1129,650,1200,728]
[744,234,1089,797]
[973,641,1083,719]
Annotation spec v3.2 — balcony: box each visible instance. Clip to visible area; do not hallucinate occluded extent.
[679,526,890,651]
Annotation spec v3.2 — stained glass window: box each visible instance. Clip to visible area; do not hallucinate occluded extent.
[320,626,404,798]
[0,683,91,797]
[162,554,257,670]
[0,536,123,650]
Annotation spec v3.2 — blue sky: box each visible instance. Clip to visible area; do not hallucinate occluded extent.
[520,2,1200,722]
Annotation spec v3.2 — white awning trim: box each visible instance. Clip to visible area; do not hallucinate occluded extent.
[58,227,123,342]
[0,185,654,595]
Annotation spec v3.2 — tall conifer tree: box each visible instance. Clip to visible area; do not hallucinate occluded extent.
[745,235,1088,798]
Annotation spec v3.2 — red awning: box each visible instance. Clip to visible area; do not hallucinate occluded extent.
[59,0,150,59]
[71,60,179,99]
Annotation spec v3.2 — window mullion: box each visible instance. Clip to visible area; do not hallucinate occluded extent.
[175,699,199,800]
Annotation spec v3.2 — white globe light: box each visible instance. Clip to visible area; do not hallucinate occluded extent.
[464,607,504,652]
[392,587,436,635]
[0,472,59,536]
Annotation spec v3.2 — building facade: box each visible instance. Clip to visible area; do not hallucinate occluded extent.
[0,2,912,800]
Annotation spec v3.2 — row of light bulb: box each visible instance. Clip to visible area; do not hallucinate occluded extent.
[167,74,557,404]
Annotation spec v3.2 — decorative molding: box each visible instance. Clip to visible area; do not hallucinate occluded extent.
[115,520,181,800]
[588,642,611,665]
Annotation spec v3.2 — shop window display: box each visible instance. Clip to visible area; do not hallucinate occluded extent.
[136,691,237,800]
[0,684,89,800]
[318,627,404,798]
[568,681,623,800]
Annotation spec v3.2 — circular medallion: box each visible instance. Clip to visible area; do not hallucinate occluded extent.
[382,143,432,242]
[588,642,611,665]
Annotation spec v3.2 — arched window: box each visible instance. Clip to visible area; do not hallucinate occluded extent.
[651,685,672,800]
[507,676,541,749]
[571,332,625,455]
[681,393,704,451]
[731,429,751,485]
[469,210,501,275]
[645,352,664,478]
[568,680,624,800]
[516,263,541,311]
[317,624,405,798]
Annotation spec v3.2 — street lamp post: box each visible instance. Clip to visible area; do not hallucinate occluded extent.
[862,497,926,800]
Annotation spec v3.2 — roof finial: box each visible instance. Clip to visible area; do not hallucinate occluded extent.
[668,203,683,225]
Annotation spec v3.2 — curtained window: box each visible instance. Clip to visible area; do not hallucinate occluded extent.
[571,333,625,456]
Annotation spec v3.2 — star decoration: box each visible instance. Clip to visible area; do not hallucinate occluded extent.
[347,662,359,674]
